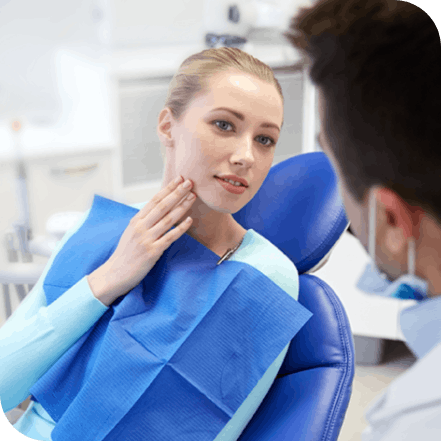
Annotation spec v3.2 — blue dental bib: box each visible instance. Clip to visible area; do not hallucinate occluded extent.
[30,195,312,441]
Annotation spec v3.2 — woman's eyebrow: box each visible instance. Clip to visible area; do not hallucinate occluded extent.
[211,107,281,132]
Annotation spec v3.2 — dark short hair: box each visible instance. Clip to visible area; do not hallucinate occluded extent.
[286,0,441,222]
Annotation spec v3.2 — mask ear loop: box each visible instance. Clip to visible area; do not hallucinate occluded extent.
[406,228,428,299]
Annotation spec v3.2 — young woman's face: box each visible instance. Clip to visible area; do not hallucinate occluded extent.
[164,69,284,214]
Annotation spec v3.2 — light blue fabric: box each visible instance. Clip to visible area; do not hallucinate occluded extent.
[0,210,107,413]
[13,401,56,440]
[400,295,441,359]
[0,200,299,440]
[363,296,441,441]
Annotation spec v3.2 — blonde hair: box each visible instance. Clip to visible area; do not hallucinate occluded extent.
[160,47,284,162]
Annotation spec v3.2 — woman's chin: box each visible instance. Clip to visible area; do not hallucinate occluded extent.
[197,187,252,214]
[201,198,245,214]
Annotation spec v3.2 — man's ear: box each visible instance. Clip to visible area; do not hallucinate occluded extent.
[377,187,425,241]
[157,107,175,147]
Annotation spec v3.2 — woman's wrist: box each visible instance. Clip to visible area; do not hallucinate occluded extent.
[87,263,124,307]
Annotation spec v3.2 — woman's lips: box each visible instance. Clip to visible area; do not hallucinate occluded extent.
[215,177,247,195]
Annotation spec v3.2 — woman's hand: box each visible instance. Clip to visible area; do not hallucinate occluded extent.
[87,176,195,306]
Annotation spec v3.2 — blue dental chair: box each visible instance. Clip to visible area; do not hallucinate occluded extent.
[233,152,355,441]
[4,152,355,439]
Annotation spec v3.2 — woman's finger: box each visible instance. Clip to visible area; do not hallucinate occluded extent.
[135,175,184,221]
[149,192,196,240]
[142,179,193,229]
[154,215,193,251]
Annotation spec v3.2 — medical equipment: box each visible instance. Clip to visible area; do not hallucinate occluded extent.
[113,0,312,48]
[204,0,291,40]
[0,0,110,315]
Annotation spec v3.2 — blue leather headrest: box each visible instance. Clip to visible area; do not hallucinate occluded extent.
[233,152,348,274]
[278,274,355,375]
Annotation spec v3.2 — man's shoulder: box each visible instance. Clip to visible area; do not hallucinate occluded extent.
[365,342,441,432]
[388,341,441,399]
[364,344,441,440]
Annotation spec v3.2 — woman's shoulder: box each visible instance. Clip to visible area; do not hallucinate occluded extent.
[232,229,299,301]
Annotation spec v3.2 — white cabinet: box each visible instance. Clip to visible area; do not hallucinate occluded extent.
[0,150,114,267]
[0,149,114,326]
[26,150,115,238]
[272,69,305,163]
[119,79,170,189]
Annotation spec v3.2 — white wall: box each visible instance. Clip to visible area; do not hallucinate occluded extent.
[110,0,315,48]
[112,0,206,48]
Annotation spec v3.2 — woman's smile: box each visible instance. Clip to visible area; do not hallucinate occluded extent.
[214,176,248,195]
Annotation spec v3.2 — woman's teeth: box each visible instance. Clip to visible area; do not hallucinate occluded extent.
[221,178,244,187]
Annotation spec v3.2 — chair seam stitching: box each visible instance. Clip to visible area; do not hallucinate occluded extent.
[307,275,354,441]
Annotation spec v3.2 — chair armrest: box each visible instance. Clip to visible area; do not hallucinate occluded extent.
[239,368,352,441]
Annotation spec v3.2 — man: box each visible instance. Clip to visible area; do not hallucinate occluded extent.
[286,0,441,439]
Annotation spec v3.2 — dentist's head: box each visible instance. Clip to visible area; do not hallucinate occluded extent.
[287,0,441,298]
[157,48,284,216]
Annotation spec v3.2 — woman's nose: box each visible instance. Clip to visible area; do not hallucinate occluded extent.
[230,135,255,167]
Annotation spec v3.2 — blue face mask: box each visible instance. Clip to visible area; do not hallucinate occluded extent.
[356,189,429,302]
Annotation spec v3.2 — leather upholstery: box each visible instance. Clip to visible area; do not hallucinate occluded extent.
[234,153,355,440]
[233,152,349,274]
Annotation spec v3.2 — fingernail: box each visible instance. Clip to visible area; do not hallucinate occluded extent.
[182,179,192,189]
[186,193,195,201]
[174,176,183,184]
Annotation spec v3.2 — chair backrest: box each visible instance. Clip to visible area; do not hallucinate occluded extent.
[233,152,349,274]
[234,153,355,441]
[238,274,355,441]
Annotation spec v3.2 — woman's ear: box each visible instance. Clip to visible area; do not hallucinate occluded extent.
[157,108,175,147]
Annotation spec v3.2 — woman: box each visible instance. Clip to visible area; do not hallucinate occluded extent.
[0,47,310,441]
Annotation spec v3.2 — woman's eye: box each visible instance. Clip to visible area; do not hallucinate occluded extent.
[214,120,233,131]
[256,135,275,147]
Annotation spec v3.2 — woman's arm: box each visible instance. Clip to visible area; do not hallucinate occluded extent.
[0,177,196,414]
[0,210,109,413]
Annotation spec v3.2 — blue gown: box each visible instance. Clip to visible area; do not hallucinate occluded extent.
[4,198,310,440]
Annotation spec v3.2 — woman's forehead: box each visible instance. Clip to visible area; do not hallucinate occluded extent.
[209,70,276,96]
[197,70,284,122]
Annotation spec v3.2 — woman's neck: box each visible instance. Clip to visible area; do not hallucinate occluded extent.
[160,164,248,256]
[160,177,246,257]
[178,196,247,257]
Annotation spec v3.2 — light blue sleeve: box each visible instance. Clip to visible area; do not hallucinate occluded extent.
[0,209,109,413]
[214,230,300,440]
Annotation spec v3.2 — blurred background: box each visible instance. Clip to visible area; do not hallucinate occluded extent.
[0,0,316,273]
[0,1,437,439]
